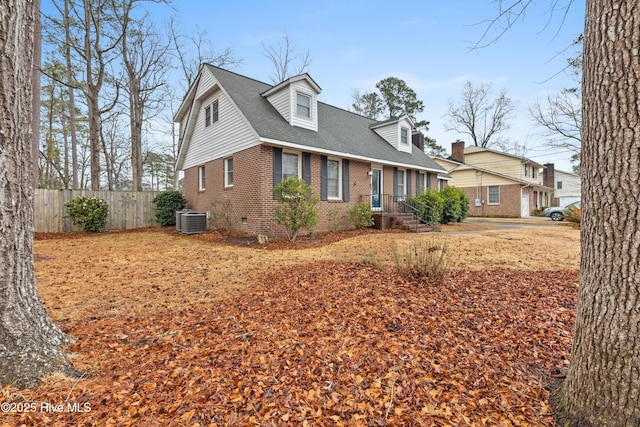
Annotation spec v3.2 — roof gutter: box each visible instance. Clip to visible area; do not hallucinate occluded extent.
[260,137,446,174]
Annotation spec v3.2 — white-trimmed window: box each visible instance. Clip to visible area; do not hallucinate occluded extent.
[416,172,425,194]
[396,169,406,200]
[488,185,500,204]
[211,100,219,124]
[400,127,409,145]
[282,152,300,179]
[296,93,311,118]
[198,165,205,191]
[327,159,341,199]
[524,164,530,177]
[557,181,563,190]
[205,100,219,127]
[224,157,233,187]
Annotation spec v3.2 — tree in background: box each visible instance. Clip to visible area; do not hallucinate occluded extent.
[351,77,446,156]
[530,41,583,173]
[262,32,312,84]
[0,0,77,387]
[167,17,240,90]
[483,1,640,425]
[119,1,171,192]
[444,81,515,149]
[350,89,385,120]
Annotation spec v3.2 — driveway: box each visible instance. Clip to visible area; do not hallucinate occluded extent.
[447,216,562,234]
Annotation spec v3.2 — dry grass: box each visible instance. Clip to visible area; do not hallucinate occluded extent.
[35,222,579,323]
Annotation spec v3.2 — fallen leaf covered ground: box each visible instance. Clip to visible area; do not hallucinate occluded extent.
[2,222,580,426]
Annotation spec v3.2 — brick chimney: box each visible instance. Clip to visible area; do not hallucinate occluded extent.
[411,131,425,151]
[543,163,555,188]
[451,140,465,163]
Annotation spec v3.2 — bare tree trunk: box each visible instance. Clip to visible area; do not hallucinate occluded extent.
[64,0,79,189]
[555,0,640,425]
[31,0,42,189]
[0,0,77,388]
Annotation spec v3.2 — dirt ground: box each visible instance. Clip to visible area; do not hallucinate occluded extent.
[34,220,580,323]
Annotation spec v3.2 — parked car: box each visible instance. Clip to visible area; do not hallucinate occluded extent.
[543,201,581,221]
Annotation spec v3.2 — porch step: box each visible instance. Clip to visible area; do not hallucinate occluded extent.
[390,215,432,233]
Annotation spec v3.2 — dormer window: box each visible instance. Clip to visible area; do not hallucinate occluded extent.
[296,93,311,118]
[401,128,409,145]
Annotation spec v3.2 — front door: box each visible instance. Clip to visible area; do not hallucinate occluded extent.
[371,168,382,210]
[521,191,530,217]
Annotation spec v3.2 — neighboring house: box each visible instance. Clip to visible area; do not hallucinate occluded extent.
[174,64,448,237]
[542,163,581,206]
[434,141,554,217]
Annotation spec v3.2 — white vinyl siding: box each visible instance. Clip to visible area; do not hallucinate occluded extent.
[182,73,259,170]
[371,118,413,153]
[266,89,291,122]
[373,125,396,147]
[290,81,317,131]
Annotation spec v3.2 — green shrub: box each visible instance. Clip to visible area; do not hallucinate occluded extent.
[439,186,469,224]
[274,177,319,242]
[153,191,186,226]
[65,195,109,233]
[393,238,449,285]
[347,203,375,229]
[406,189,444,225]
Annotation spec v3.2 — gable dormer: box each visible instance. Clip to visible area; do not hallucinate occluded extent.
[261,74,321,132]
[370,115,414,154]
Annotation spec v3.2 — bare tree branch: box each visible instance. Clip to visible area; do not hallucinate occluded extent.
[262,32,312,84]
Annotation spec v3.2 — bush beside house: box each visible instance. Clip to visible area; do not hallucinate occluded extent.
[153,191,187,226]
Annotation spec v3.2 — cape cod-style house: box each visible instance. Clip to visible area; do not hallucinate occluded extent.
[174,65,448,237]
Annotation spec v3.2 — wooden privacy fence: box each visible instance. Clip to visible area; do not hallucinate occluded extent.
[34,189,160,233]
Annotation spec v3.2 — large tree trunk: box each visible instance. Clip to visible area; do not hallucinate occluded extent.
[555,0,640,425]
[0,0,77,388]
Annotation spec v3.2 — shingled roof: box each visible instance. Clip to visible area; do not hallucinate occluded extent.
[203,64,445,173]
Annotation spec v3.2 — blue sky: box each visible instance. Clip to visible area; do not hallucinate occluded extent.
[42,0,585,171]
[163,1,585,171]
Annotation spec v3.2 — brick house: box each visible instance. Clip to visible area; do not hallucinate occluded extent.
[434,141,554,217]
[174,65,448,237]
[542,163,581,206]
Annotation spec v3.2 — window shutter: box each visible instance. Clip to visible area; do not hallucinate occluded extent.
[302,152,311,185]
[393,167,398,200]
[320,155,328,201]
[406,170,412,196]
[427,173,432,189]
[273,147,282,199]
[342,159,350,202]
